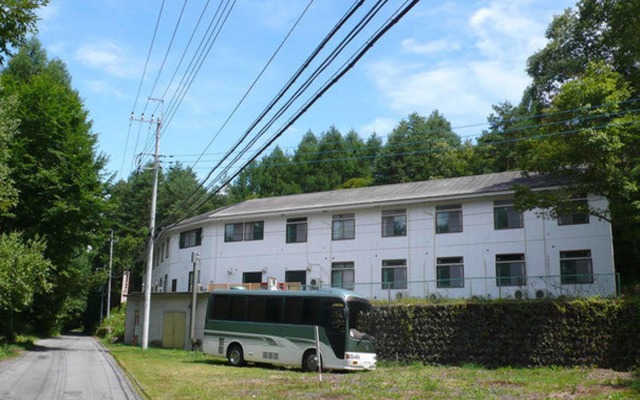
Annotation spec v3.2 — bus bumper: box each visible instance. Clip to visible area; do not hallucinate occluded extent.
[344,352,377,370]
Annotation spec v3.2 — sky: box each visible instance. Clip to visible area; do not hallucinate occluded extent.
[35,0,576,184]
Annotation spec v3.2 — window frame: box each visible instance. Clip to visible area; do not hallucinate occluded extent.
[436,256,465,288]
[244,221,264,241]
[332,214,355,241]
[381,259,407,290]
[558,195,590,226]
[331,261,355,290]
[495,253,526,287]
[381,210,407,237]
[179,228,202,249]
[286,217,308,243]
[436,204,463,234]
[242,271,263,284]
[224,221,264,242]
[493,200,524,230]
[560,250,593,284]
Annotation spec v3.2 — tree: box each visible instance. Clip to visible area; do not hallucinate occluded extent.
[0,232,52,342]
[515,62,640,281]
[525,0,640,108]
[374,111,466,184]
[292,131,320,193]
[0,39,108,334]
[0,0,49,65]
[474,101,534,173]
[0,94,19,214]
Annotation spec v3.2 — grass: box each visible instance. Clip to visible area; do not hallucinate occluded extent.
[105,343,640,399]
[0,336,37,361]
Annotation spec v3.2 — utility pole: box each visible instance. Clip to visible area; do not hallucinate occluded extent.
[190,251,200,348]
[131,99,163,350]
[107,229,114,318]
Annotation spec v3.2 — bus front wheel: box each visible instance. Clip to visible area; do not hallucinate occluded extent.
[227,344,245,367]
[302,350,321,372]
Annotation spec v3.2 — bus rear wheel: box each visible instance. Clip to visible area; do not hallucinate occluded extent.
[302,350,320,372]
[227,344,245,367]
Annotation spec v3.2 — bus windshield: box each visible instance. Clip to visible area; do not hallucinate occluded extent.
[347,300,373,339]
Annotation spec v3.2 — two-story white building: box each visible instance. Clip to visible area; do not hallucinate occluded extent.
[147,171,617,300]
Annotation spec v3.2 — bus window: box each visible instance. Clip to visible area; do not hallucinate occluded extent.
[212,295,230,320]
[284,297,303,324]
[302,298,320,325]
[265,297,282,323]
[325,302,346,333]
[247,296,266,322]
[347,300,372,335]
[230,295,246,321]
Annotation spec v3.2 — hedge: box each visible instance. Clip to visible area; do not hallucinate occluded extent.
[363,297,640,370]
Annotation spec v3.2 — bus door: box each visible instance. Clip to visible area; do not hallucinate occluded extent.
[322,300,346,358]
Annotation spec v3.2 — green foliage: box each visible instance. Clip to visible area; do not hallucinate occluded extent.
[365,298,640,370]
[0,232,52,342]
[0,94,19,214]
[0,0,49,65]
[96,305,126,343]
[0,39,108,336]
[373,111,468,184]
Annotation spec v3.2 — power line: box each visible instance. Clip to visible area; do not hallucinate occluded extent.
[189,0,318,172]
[160,0,421,228]
[164,0,368,216]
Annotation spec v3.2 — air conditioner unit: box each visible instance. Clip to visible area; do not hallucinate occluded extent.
[157,287,164,293]
[396,291,409,300]
[514,289,524,300]
[428,293,441,300]
[535,289,552,299]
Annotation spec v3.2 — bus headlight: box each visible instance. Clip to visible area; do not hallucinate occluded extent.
[345,353,360,360]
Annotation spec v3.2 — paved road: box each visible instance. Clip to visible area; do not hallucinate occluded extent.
[0,334,141,400]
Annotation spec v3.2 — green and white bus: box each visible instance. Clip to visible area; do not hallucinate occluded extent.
[202,288,376,371]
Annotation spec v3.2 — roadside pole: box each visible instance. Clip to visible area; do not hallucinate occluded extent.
[132,99,162,350]
[190,251,200,348]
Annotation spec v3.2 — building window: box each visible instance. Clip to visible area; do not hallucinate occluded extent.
[558,195,589,225]
[494,200,523,230]
[331,262,355,290]
[381,259,407,289]
[244,221,264,241]
[436,204,463,234]
[332,214,355,240]
[179,228,202,248]
[286,218,307,243]
[165,238,170,259]
[436,257,464,288]
[171,279,177,292]
[225,223,244,242]
[160,242,165,262]
[381,210,406,237]
[243,271,263,284]
[560,250,593,284]
[496,253,526,287]
[224,221,264,242]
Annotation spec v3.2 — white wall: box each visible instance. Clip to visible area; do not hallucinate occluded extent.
[149,194,616,299]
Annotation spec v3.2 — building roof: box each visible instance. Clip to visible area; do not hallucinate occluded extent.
[169,171,559,231]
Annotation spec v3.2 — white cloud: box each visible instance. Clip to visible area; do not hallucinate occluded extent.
[84,80,125,98]
[75,40,141,78]
[360,117,397,136]
[469,1,548,61]
[402,38,460,55]
[365,1,561,131]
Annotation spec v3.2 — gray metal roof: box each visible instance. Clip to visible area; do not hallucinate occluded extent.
[172,171,558,229]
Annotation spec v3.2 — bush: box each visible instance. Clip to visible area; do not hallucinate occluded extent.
[364,297,640,370]
[96,305,126,343]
